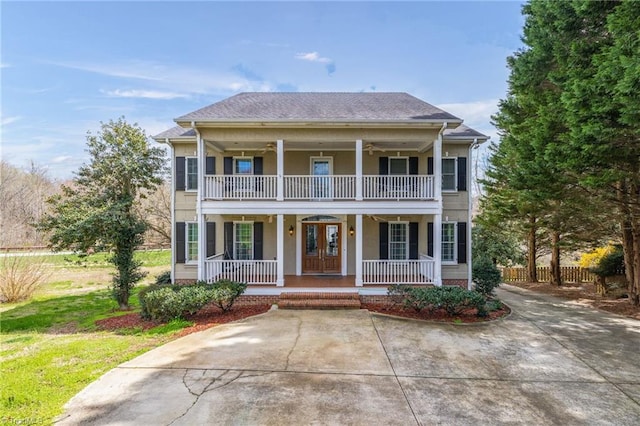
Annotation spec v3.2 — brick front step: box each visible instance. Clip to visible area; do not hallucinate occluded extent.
[278,292,361,309]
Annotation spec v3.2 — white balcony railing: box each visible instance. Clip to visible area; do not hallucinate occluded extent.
[205,258,277,285]
[204,175,277,200]
[363,175,434,200]
[203,174,434,201]
[362,255,434,285]
[284,175,356,200]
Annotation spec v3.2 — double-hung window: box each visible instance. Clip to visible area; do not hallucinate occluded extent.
[186,222,198,263]
[234,158,253,191]
[441,222,456,263]
[186,157,198,191]
[234,222,253,260]
[389,222,408,260]
[234,158,253,175]
[389,157,408,175]
[442,158,457,191]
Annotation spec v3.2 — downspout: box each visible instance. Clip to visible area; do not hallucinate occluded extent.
[468,137,478,290]
[434,122,447,286]
[166,138,176,284]
[193,121,206,281]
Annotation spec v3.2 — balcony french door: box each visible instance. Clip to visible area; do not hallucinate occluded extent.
[310,157,332,199]
[302,223,341,274]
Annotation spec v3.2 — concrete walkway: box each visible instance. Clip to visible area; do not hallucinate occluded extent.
[57,285,640,425]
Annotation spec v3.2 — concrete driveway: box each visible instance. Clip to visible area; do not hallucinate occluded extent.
[57,285,640,425]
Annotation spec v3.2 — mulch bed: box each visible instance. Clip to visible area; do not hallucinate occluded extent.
[95,304,272,336]
[362,303,510,323]
[95,300,511,336]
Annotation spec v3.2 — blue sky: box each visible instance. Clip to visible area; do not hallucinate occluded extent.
[1,1,525,179]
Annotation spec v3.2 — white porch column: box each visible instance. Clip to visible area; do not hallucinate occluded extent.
[434,130,443,203]
[276,139,284,201]
[434,213,442,286]
[355,214,363,286]
[196,129,206,281]
[355,139,363,201]
[276,214,285,286]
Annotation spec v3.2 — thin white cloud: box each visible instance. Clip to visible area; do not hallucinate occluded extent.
[101,89,188,100]
[44,60,162,81]
[51,155,73,164]
[0,63,10,69]
[1,116,22,126]
[47,60,272,96]
[295,52,332,64]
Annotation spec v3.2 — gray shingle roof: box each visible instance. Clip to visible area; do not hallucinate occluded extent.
[153,126,196,140]
[443,124,488,140]
[176,92,461,122]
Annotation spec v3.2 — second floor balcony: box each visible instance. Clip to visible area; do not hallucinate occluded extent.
[203,174,435,201]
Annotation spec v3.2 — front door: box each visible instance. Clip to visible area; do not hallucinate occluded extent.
[302,223,341,274]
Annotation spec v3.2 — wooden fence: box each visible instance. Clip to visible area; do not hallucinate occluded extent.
[501,266,597,283]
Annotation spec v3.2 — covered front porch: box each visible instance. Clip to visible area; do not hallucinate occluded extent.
[196,211,443,290]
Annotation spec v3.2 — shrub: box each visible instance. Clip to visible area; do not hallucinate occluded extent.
[139,279,247,321]
[589,245,625,278]
[472,257,502,296]
[207,279,247,312]
[179,285,216,315]
[388,285,487,317]
[0,255,51,303]
[438,287,486,316]
[387,284,413,306]
[141,287,184,321]
[154,271,172,285]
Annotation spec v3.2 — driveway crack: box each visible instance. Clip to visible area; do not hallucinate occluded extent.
[284,316,302,371]
[370,314,420,426]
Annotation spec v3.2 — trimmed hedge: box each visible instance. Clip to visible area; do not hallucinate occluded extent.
[387,285,487,317]
[139,280,247,321]
[472,257,502,296]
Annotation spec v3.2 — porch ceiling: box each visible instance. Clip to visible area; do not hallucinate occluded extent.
[205,139,434,153]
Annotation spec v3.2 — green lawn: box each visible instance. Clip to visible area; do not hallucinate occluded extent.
[41,249,170,268]
[0,250,183,425]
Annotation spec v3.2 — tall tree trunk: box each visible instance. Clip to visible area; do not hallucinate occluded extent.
[618,181,639,306]
[550,231,562,286]
[527,217,538,283]
[630,219,640,306]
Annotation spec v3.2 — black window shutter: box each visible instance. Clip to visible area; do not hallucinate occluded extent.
[176,222,186,263]
[224,222,233,259]
[253,157,264,192]
[253,222,263,260]
[427,157,434,175]
[457,222,467,264]
[409,157,419,175]
[206,157,216,175]
[457,157,467,191]
[206,222,216,258]
[224,157,233,175]
[427,222,434,257]
[379,157,389,175]
[409,222,419,259]
[176,157,186,191]
[379,222,389,260]
[253,157,263,175]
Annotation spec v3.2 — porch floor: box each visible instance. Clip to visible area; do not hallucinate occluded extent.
[283,274,355,288]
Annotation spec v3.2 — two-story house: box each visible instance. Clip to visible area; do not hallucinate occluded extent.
[154,92,487,296]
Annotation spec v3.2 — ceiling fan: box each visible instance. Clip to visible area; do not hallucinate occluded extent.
[364,142,386,156]
[260,142,277,154]
[367,214,387,222]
